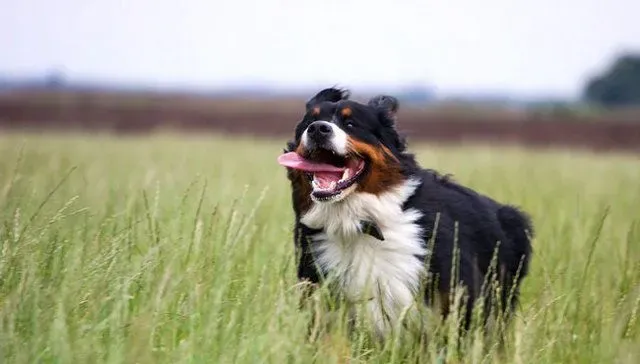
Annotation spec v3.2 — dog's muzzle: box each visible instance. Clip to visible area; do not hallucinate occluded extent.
[307,121,333,143]
[301,120,347,155]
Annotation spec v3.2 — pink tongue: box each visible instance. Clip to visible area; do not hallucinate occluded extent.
[277,152,345,173]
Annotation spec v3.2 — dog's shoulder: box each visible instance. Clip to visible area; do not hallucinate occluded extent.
[403,168,506,230]
[405,168,488,206]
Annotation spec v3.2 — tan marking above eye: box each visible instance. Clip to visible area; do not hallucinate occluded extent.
[312,107,320,116]
[340,107,352,118]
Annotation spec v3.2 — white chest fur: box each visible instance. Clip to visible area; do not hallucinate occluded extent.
[300,179,426,336]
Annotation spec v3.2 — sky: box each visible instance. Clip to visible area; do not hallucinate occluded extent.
[2,0,639,98]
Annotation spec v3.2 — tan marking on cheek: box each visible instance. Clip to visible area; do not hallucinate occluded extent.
[288,169,312,213]
[381,145,399,163]
[295,143,306,155]
[284,144,312,213]
[347,138,404,195]
[312,107,320,116]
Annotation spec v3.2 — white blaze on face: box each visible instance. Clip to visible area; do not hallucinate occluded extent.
[301,121,348,155]
[301,128,310,149]
[329,123,348,155]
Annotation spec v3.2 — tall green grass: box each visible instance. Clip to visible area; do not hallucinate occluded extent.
[0,132,639,363]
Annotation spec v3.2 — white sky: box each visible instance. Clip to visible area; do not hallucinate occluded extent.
[2,0,639,97]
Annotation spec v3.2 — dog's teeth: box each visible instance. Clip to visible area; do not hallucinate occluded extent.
[329,181,336,190]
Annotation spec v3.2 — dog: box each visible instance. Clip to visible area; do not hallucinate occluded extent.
[277,87,533,339]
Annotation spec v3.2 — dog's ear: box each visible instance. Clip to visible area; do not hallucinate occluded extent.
[369,94,408,152]
[368,95,399,127]
[305,87,350,110]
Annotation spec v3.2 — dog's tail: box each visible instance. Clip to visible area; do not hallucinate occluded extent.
[498,205,533,277]
[496,205,534,314]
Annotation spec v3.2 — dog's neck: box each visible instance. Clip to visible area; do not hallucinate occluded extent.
[300,178,420,241]
[300,178,426,337]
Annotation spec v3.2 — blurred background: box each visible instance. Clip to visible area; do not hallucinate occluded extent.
[1,0,640,151]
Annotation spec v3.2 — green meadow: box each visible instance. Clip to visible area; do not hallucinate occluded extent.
[0,133,639,363]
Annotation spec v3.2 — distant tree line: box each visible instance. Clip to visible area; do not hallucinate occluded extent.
[583,53,640,108]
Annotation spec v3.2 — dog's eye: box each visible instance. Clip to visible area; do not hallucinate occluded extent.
[345,121,355,128]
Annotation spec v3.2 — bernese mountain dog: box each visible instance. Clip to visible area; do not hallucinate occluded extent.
[277,87,533,339]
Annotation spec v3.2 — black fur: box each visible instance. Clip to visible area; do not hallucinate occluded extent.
[402,170,533,328]
[304,87,350,110]
[285,87,534,332]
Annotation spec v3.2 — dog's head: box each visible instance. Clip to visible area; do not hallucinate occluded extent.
[279,87,417,211]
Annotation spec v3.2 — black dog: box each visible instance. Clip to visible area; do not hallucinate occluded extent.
[278,88,533,339]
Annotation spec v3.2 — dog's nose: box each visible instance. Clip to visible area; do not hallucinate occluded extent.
[307,121,333,139]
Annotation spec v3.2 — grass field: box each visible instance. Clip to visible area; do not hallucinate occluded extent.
[1,132,639,363]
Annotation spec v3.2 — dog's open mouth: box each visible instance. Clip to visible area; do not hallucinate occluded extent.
[278,150,366,201]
